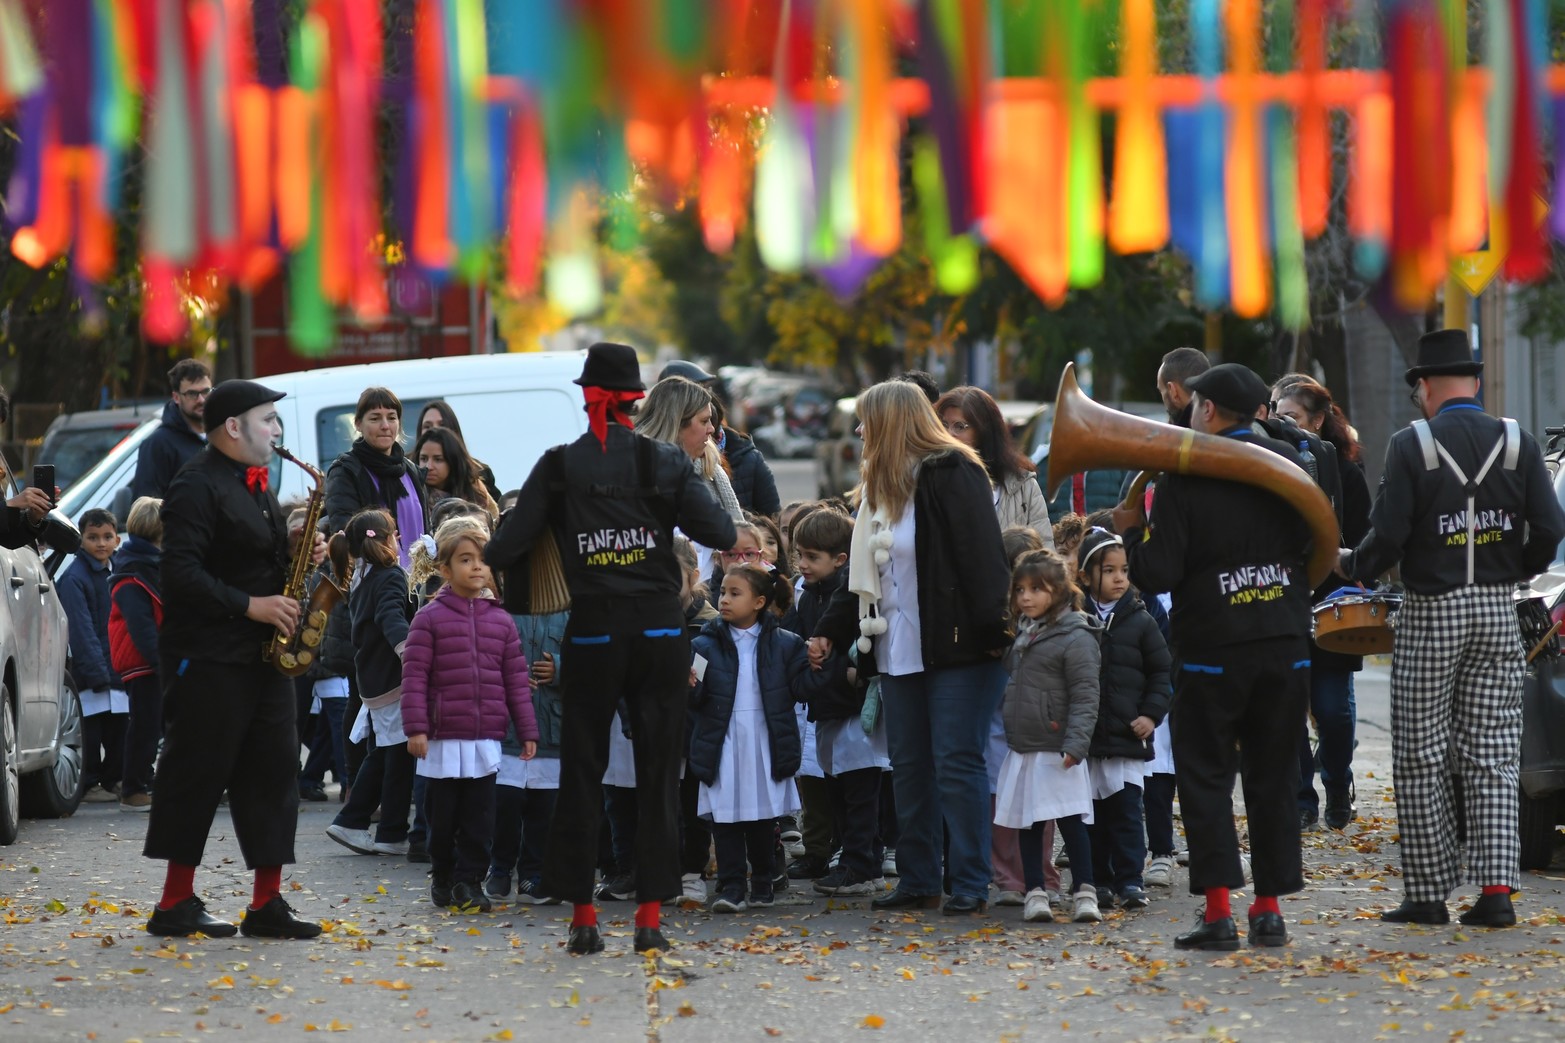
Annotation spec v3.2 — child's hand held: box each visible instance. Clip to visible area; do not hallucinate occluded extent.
[521,741,537,761]
[407,734,428,758]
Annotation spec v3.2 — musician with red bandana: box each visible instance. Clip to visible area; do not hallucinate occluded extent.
[143,379,323,941]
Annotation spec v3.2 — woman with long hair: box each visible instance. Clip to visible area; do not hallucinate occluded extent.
[416,399,501,503]
[811,380,1013,914]
[637,376,745,525]
[935,386,1055,542]
[413,426,498,522]
[1271,373,1373,832]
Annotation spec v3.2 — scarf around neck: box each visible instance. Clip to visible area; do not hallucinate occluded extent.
[351,437,411,509]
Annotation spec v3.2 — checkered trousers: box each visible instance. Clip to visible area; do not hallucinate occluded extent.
[1390,583,1524,900]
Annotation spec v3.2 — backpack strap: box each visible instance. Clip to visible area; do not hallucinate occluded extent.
[1502,418,1522,471]
[1411,419,1439,471]
[1425,425,1510,586]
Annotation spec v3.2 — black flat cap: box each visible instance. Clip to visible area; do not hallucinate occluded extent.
[204,379,286,430]
[1186,363,1270,418]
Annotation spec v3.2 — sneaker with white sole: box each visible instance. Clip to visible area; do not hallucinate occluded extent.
[710,893,747,913]
[1144,855,1175,888]
[514,878,560,905]
[812,869,881,897]
[995,889,1026,907]
[881,848,898,877]
[1023,888,1054,923]
[681,873,707,904]
[325,823,377,854]
[373,840,409,856]
[1072,888,1102,923]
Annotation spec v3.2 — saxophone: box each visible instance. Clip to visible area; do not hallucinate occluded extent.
[265,445,352,676]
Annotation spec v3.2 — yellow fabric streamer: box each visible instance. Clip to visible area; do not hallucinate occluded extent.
[1225,0,1270,318]
[1108,0,1167,253]
[849,0,900,256]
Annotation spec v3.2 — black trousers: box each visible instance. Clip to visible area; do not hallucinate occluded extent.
[1090,783,1147,892]
[84,710,128,790]
[826,768,883,881]
[491,784,557,881]
[334,741,416,844]
[425,774,496,886]
[121,675,162,798]
[541,598,690,905]
[712,820,775,900]
[1171,640,1309,898]
[1143,771,1177,858]
[679,773,712,877]
[797,775,836,861]
[144,657,299,868]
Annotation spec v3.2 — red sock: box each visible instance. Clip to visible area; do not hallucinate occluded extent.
[572,903,598,928]
[1482,885,1511,897]
[1204,886,1231,923]
[1249,895,1281,917]
[159,863,196,910]
[252,866,282,910]
[635,901,660,929]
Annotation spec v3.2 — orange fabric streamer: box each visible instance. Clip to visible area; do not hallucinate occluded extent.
[1350,94,1392,247]
[411,0,452,272]
[76,151,114,281]
[1447,84,1487,253]
[700,119,746,254]
[985,96,1066,306]
[232,84,273,250]
[275,86,314,249]
[1296,0,1329,237]
[1108,0,1167,253]
[1225,0,1270,318]
[850,0,900,256]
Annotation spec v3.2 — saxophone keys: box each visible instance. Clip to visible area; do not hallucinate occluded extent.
[279,653,298,670]
[301,628,322,648]
[308,610,328,629]
[296,650,314,668]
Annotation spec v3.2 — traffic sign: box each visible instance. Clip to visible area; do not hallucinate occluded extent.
[1450,193,1549,296]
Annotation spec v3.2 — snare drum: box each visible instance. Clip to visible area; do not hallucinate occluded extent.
[1312,590,1402,655]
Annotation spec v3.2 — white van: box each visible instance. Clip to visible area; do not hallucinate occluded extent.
[58,351,591,523]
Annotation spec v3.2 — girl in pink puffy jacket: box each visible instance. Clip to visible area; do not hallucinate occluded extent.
[403,517,539,913]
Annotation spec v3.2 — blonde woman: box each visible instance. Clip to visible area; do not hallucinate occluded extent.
[636,377,744,523]
[809,380,1013,915]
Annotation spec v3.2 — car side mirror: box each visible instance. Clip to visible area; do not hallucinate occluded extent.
[37,509,81,556]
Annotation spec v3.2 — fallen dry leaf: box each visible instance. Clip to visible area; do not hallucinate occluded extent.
[862,1014,886,1029]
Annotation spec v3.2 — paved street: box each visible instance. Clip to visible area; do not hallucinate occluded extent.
[5,667,1565,1042]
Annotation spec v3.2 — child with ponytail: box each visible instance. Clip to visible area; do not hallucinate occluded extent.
[688,564,816,912]
[401,518,538,913]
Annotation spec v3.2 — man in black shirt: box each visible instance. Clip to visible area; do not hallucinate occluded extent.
[131,358,212,501]
[143,380,322,941]
[1344,330,1565,928]
[1114,363,1313,952]
[488,344,737,956]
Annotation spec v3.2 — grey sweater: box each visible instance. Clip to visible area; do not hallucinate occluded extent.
[1001,611,1101,762]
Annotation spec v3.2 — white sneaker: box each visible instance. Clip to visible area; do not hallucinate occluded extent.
[1145,856,1175,888]
[325,824,377,854]
[995,889,1026,907]
[1023,888,1055,923]
[881,848,898,877]
[1072,888,1102,923]
[373,840,409,856]
[1241,855,1253,886]
[681,873,708,904]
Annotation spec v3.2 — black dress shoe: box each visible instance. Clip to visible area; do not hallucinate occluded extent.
[787,856,830,880]
[1323,787,1356,829]
[942,895,987,915]
[634,927,671,953]
[1380,899,1449,925]
[146,896,238,938]
[1248,911,1288,947]
[567,925,604,955]
[1459,892,1516,928]
[240,896,323,939]
[871,888,941,911]
[1175,916,1241,951]
[1299,809,1320,831]
[451,882,492,914]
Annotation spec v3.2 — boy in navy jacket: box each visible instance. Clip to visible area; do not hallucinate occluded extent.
[60,508,127,802]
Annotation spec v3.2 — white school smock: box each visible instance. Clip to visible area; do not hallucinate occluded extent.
[698,623,800,822]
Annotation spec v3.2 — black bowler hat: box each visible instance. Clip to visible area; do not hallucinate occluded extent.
[1405,329,1483,387]
[659,359,716,385]
[204,379,286,430]
[1185,363,1270,418]
[575,342,646,392]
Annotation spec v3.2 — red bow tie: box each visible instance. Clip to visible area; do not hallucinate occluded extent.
[245,466,270,494]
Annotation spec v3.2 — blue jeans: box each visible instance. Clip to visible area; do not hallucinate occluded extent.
[1298,668,1356,812]
[880,660,1007,900]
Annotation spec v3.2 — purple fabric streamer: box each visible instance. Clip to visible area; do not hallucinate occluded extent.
[914,0,972,234]
[46,0,92,146]
[4,92,48,232]
[816,239,880,299]
[1553,96,1565,243]
[252,0,287,88]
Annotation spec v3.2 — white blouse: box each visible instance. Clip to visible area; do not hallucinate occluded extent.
[875,507,924,677]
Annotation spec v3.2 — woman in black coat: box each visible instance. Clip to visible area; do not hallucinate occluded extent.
[811,380,1013,914]
[1273,375,1373,830]
[325,387,430,567]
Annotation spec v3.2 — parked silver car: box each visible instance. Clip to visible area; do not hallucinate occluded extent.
[0,476,85,846]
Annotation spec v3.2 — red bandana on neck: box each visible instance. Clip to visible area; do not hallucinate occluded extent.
[583,387,643,452]
[245,466,270,494]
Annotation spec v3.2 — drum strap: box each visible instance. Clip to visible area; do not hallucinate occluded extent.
[1411,419,1518,585]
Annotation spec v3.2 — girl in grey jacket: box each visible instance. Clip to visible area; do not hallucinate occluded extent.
[993,551,1103,925]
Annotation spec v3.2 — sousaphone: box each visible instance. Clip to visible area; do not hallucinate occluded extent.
[1046,363,1341,588]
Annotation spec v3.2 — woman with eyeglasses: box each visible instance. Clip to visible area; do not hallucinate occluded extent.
[1270,374,1373,833]
[638,376,747,574]
[935,384,1059,909]
[809,380,1013,914]
[935,387,1055,548]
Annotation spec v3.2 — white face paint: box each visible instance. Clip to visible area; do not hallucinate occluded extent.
[230,406,283,468]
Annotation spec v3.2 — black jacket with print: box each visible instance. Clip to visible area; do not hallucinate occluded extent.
[1348,399,1565,595]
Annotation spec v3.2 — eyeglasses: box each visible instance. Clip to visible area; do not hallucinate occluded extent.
[721,549,763,562]
[179,387,214,400]
[1408,385,1422,408]
[944,420,972,434]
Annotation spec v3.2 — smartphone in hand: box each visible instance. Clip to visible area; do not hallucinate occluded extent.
[31,464,55,507]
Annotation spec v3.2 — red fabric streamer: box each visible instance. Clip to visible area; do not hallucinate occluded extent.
[583,387,643,452]
[1503,0,1547,280]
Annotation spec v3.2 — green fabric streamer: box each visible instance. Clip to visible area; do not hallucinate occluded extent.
[455,0,493,282]
[288,15,331,356]
[0,0,43,97]
[602,124,638,252]
[1064,0,1102,288]
[998,0,1043,77]
[1485,0,1513,199]
[660,0,704,65]
[913,134,977,293]
[1270,110,1308,328]
[94,0,139,147]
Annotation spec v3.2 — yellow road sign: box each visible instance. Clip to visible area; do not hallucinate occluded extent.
[1450,193,1549,297]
